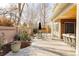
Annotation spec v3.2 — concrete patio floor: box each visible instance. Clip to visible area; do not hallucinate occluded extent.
[5,34,76,56]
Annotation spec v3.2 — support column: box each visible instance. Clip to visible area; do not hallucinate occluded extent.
[76,4,79,55]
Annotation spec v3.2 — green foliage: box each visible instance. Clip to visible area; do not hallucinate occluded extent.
[19,31,31,41]
[33,28,38,34]
[14,34,20,41]
[0,36,4,49]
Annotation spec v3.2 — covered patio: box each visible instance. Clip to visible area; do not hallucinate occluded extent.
[0,3,76,56]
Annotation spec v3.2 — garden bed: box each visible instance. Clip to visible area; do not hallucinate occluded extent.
[0,41,31,56]
[21,41,31,48]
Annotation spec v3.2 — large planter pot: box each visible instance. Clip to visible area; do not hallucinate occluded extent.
[11,41,21,53]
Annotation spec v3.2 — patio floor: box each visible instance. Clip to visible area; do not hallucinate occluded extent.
[5,34,76,56]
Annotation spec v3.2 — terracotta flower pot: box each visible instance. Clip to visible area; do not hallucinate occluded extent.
[11,41,21,53]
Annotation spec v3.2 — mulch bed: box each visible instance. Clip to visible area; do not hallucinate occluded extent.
[21,41,31,48]
[0,41,31,56]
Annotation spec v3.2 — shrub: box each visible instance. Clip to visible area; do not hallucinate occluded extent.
[0,33,5,50]
[19,31,31,41]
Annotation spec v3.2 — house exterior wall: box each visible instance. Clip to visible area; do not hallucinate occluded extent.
[52,22,61,39]
[76,4,79,55]
[52,19,76,40]
[61,19,76,38]
[51,4,76,40]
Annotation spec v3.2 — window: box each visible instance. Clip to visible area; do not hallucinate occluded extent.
[53,23,59,32]
[65,22,76,33]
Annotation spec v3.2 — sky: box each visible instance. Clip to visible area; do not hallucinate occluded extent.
[21,3,55,24]
[0,3,9,8]
[0,3,55,26]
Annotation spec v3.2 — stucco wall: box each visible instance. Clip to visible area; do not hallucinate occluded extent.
[0,26,16,44]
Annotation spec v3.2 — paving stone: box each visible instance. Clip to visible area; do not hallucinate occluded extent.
[5,33,75,56]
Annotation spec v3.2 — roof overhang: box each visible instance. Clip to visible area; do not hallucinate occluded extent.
[51,3,76,22]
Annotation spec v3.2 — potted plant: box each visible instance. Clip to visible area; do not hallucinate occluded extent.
[11,31,31,52]
[11,41,21,53]
[11,34,21,53]
[19,31,31,48]
[19,31,31,42]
